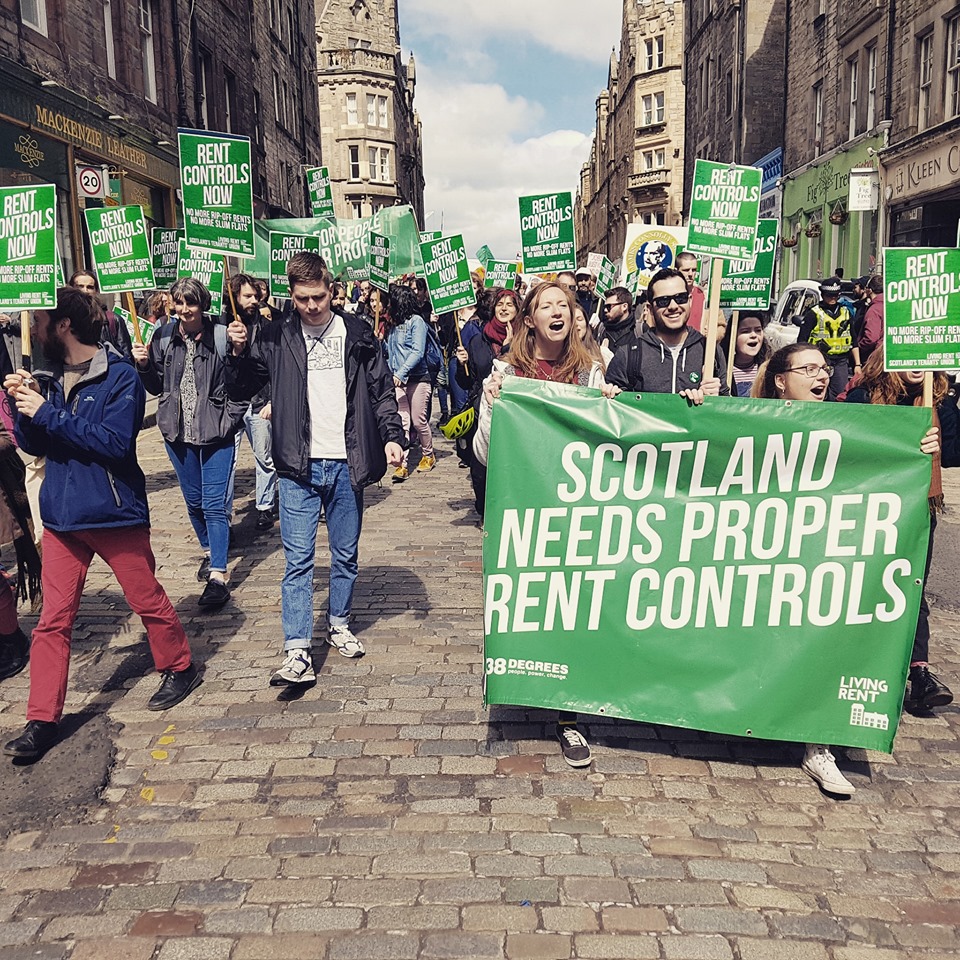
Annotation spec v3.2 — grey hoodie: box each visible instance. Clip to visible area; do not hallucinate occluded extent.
[604,325,730,396]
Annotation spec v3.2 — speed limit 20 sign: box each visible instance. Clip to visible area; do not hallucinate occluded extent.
[76,165,108,198]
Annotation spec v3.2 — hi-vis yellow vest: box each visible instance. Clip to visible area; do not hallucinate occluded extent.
[810,304,852,355]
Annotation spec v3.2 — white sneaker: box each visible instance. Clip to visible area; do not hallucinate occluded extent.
[327,624,365,658]
[802,743,855,796]
[270,650,316,686]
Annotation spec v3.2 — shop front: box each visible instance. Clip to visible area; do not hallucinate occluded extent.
[881,119,960,249]
[778,134,884,293]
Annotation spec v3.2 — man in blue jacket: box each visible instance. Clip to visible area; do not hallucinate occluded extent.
[2,287,199,760]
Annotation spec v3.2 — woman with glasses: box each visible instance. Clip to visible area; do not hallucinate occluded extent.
[752,343,939,795]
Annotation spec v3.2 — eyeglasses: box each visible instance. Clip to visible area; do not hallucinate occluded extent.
[651,291,690,309]
[786,363,834,378]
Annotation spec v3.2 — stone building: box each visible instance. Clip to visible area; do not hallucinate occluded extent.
[574,0,685,264]
[778,0,889,287]
[314,0,424,224]
[0,0,319,278]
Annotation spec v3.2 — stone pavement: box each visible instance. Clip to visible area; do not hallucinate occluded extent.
[0,426,958,960]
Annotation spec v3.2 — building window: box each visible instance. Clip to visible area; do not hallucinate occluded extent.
[199,50,213,128]
[866,45,877,129]
[848,57,859,140]
[642,92,665,125]
[368,145,377,179]
[283,79,291,129]
[102,1,117,79]
[378,95,388,128]
[351,200,363,218]
[813,81,823,155]
[638,211,666,226]
[140,0,157,104]
[948,16,960,119]
[644,36,664,71]
[725,70,733,117]
[348,36,371,49]
[224,70,237,133]
[379,147,390,182]
[349,146,361,180]
[253,89,263,146]
[642,149,665,170]
[919,33,933,131]
[20,0,47,35]
[366,95,376,126]
[346,93,358,125]
[272,71,282,126]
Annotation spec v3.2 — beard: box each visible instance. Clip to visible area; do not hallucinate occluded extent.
[42,327,67,364]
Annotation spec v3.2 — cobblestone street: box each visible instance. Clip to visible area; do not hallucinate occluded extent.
[0,426,958,960]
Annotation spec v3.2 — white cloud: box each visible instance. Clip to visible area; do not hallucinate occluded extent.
[402,0,623,65]
[415,67,593,259]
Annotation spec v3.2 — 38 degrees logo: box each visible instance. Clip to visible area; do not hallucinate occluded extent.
[485,658,569,680]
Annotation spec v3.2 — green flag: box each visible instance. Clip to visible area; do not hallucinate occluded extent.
[476,244,494,266]
[519,191,576,274]
[594,256,619,299]
[483,380,932,752]
[178,128,255,258]
[720,218,779,309]
[115,304,156,344]
[420,234,475,313]
[177,239,225,316]
[0,183,57,309]
[84,204,155,294]
[306,166,336,219]
[883,248,960,370]
[686,159,762,261]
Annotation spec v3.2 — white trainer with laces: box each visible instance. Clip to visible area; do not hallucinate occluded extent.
[327,624,365,658]
[270,650,316,686]
[802,743,855,796]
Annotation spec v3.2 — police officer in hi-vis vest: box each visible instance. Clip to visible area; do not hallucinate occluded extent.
[797,276,862,400]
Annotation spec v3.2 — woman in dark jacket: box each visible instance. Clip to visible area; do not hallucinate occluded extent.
[133,277,245,609]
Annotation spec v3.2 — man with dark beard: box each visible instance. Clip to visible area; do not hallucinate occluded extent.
[1,287,199,760]
[594,285,638,355]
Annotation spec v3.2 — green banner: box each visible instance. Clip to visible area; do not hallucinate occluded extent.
[883,248,960,370]
[368,232,390,291]
[483,260,518,289]
[84,205,155,294]
[268,232,321,299]
[114,304,156,344]
[483,380,933,752]
[686,159,761,261]
[476,244,494,266]
[178,128,255,258]
[177,240,225,316]
[0,184,57,309]
[720,218,779,309]
[420,234,475,313]
[594,256,619,299]
[519,192,576,274]
[306,166,336,219]
[152,228,184,289]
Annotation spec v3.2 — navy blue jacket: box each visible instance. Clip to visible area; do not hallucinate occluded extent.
[14,347,149,531]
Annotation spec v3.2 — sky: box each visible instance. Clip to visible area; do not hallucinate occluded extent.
[398,0,624,260]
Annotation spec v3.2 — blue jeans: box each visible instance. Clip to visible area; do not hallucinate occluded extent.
[448,356,468,412]
[243,406,277,511]
[279,459,363,649]
[165,439,236,573]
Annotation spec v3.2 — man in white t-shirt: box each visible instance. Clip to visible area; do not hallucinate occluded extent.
[226,252,403,686]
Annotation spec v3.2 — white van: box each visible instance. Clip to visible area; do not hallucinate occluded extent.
[765,280,821,352]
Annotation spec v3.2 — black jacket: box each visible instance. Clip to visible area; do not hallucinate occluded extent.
[225,309,403,488]
[138,317,247,446]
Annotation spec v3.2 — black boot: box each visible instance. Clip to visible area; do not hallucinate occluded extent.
[4,720,58,758]
[0,628,30,681]
[907,665,953,711]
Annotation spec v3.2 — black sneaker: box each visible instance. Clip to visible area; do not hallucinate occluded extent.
[196,556,211,582]
[198,578,231,608]
[256,509,274,530]
[0,628,30,681]
[556,722,592,768]
[907,665,953,711]
[3,719,58,758]
[147,663,202,711]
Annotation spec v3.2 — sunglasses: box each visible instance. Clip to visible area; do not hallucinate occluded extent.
[651,291,690,309]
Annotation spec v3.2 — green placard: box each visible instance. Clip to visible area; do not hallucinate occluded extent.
[476,244,494,266]
[153,228,184,289]
[420,231,443,243]
[483,380,932,752]
[84,205,155,294]
[268,232,321,300]
[306,166,336,219]
[178,128,255,258]
[883,248,960,370]
[368,232,390,291]
[519,192,576,274]
[114,304,156,344]
[594,256,619,299]
[0,184,57,309]
[686,159,761,261]
[177,239,225,316]
[720,218,779,309]
[419,234,475,313]
[483,260,518,289]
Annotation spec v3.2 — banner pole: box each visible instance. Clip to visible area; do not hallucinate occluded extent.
[725,309,739,391]
[374,292,382,339]
[20,310,31,373]
[123,292,143,345]
[222,256,240,324]
[923,372,934,408]
[702,257,724,381]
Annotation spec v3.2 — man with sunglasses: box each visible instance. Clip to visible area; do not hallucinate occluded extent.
[595,286,638,355]
[797,276,860,399]
[603,268,728,400]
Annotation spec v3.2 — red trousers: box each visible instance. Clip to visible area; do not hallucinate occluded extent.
[27,525,192,723]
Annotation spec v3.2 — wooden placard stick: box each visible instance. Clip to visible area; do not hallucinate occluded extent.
[725,309,739,391]
[455,308,469,378]
[222,256,240,324]
[702,257,724,382]
[923,372,933,408]
[123,292,143,345]
[20,310,31,373]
